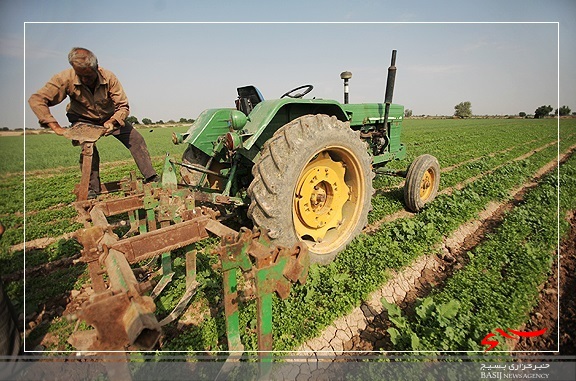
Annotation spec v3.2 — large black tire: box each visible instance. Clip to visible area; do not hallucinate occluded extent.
[248,114,374,264]
[403,154,440,212]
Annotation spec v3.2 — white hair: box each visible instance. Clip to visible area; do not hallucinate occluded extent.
[68,47,98,70]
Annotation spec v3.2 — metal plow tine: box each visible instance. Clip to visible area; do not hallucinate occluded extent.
[150,272,175,300]
[159,281,200,326]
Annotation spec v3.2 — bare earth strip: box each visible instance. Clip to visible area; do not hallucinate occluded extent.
[289,145,574,359]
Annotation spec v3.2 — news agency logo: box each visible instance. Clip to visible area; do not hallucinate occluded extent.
[480,363,551,379]
[481,328,547,352]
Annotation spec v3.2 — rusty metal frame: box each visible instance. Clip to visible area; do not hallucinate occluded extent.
[69,176,228,351]
[68,158,310,355]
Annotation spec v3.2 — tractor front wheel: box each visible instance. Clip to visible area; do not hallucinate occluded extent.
[247,114,374,265]
[403,154,440,212]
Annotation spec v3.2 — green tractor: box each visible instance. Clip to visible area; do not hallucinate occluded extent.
[171,50,440,264]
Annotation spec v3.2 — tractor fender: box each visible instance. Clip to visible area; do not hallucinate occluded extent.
[240,98,349,161]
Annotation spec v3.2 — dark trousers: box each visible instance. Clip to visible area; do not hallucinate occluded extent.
[73,120,156,193]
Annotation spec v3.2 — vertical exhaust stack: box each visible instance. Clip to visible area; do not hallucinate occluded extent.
[340,71,352,104]
[383,50,397,127]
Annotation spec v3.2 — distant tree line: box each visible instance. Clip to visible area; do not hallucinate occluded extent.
[126,105,574,124]
[125,104,573,123]
[533,105,572,118]
[126,116,195,125]
[448,101,574,119]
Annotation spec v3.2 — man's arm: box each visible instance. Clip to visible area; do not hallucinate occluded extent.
[28,71,69,134]
[45,122,67,136]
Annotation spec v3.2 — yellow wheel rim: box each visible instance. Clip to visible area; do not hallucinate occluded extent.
[420,168,435,201]
[293,149,365,254]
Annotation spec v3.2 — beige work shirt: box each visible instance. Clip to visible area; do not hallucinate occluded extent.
[28,67,129,128]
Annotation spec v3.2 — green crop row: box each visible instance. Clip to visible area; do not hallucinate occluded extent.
[370,118,573,209]
[368,142,562,224]
[383,153,575,353]
[400,119,559,164]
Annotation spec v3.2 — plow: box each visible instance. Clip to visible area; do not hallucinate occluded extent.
[67,168,309,352]
[59,51,441,353]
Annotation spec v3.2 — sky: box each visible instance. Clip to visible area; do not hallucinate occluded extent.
[0,0,575,129]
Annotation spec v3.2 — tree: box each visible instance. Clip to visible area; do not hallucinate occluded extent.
[404,109,413,118]
[558,105,571,116]
[454,101,472,118]
[519,112,526,118]
[534,105,553,119]
[126,116,139,125]
[141,118,152,125]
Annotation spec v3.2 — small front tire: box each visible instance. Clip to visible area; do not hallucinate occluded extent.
[404,154,440,212]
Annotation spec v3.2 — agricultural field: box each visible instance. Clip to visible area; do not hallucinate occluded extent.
[0,118,575,357]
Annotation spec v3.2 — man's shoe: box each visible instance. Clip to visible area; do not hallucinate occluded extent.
[144,174,160,183]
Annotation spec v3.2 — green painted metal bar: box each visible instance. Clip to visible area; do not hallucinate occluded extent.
[256,292,274,354]
[222,267,244,352]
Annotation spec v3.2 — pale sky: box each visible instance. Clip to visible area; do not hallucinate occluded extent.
[0,0,574,129]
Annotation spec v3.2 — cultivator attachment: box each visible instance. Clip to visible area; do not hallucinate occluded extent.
[67,161,309,353]
[216,227,309,353]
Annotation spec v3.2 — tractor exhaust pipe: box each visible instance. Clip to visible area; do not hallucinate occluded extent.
[383,50,397,126]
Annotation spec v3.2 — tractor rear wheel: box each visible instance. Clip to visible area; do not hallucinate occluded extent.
[403,154,440,212]
[248,114,374,265]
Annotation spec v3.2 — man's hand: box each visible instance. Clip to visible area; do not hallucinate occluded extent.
[47,122,66,136]
[103,120,117,136]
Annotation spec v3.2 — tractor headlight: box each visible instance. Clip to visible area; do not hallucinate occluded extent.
[229,110,247,130]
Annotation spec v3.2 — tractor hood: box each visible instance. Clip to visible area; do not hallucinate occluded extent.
[183,98,347,157]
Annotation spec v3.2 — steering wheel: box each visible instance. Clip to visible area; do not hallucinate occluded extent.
[280,84,314,99]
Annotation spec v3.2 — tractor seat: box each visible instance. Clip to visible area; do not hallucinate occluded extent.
[236,85,264,115]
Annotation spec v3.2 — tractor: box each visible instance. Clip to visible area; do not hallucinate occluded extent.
[171,49,439,265]
[65,50,440,353]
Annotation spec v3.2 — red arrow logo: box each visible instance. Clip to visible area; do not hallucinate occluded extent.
[481,328,547,352]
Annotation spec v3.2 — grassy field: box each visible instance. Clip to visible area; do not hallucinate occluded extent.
[0,117,574,353]
[0,125,191,174]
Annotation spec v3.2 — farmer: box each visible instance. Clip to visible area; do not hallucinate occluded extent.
[28,47,158,198]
